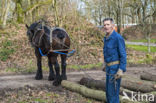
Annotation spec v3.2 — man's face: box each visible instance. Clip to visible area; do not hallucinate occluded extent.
[103,20,114,34]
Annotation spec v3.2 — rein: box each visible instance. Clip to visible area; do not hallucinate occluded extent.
[39,48,75,57]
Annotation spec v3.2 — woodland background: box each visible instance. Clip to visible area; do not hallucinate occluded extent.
[0,0,156,73]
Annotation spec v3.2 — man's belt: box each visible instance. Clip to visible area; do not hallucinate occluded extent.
[106,61,119,66]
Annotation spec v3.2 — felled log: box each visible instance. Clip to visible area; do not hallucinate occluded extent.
[79,77,106,91]
[61,80,140,103]
[140,72,156,82]
[121,80,156,93]
[61,80,106,102]
[80,77,156,93]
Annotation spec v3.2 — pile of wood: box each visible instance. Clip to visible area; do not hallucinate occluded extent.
[79,77,156,93]
[61,71,156,102]
[61,80,139,103]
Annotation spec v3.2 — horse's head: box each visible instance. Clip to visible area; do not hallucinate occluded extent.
[26,22,38,42]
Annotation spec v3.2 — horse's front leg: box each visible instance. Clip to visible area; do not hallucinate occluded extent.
[35,56,43,80]
[61,54,67,80]
[48,57,55,81]
[35,48,43,80]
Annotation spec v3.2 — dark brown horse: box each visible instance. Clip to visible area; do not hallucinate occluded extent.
[26,21,70,86]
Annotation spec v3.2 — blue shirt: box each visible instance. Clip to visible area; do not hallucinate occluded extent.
[103,30,127,72]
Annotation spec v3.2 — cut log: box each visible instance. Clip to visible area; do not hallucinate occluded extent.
[61,80,106,102]
[140,72,156,82]
[80,77,156,93]
[79,77,106,91]
[121,80,156,93]
[61,80,140,103]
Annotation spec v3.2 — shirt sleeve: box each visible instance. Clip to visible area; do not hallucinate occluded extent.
[117,36,127,72]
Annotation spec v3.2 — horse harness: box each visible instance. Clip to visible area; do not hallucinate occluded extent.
[32,24,75,57]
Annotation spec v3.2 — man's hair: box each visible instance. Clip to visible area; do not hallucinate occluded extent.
[103,18,114,24]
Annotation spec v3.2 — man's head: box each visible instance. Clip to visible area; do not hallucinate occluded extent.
[103,18,115,35]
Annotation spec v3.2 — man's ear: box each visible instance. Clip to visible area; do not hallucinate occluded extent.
[112,24,115,29]
[25,24,29,29]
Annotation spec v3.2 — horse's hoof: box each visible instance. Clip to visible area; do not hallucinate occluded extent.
[53,80,61,86]
[35,75,43,80]
[48,75,55,81]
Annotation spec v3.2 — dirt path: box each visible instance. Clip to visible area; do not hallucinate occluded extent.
[0,67,155,90]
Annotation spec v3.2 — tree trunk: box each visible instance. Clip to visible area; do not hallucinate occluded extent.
[0,0,5,22]
[52,0,60,27]
[140,72,156,82]
[27,0,32,23]
[15,0,24,23]
[31,0,36,22]
[80,77,156,93]
[2,0,11,28]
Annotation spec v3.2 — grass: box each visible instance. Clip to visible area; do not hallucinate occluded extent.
[5,67,20,73]
[126,44,156,53]
[4,63,103,74]
[67,62,102,70]
[130,39,156,43]
[137,54,155,64]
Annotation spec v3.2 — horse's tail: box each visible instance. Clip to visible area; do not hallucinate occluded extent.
[57,32,65,40]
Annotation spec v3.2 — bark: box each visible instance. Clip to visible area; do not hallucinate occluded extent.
[79,78,136,97]
[62,80,106,102]
[1,0,11,28]
[61,80,139,103]
[80,77,156,93]
[79,77,106,91]
[121,79,155,93]
[0,0,5,22]
[140,72,156,82]
[52,0,60,27]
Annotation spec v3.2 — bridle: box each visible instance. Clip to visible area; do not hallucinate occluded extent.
[31,28,45,47]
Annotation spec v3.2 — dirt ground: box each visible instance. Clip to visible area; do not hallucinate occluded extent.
[0,66,155,103]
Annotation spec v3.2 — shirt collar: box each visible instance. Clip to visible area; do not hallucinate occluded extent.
[104,30,116,40]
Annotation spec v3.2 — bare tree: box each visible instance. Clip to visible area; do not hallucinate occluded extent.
[0,0,11,28]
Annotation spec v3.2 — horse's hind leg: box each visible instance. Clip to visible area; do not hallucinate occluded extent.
[35,56,43,80]
[61,54,67,80]
[48,57,55,81]
[53,59,61,86]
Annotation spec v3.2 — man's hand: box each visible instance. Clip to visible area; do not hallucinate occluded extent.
[115,69,123,79]
[102,62,106,72]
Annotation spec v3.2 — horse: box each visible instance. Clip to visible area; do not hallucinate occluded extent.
[25,21,70,86]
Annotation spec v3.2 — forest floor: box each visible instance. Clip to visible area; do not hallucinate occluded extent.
[0,66,155,103]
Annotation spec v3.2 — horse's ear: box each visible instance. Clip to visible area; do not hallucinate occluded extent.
[25,24,29,29]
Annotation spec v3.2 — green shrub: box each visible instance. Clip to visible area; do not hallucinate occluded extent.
[0,40,15,61]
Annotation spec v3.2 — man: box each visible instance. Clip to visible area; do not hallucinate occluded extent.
[102,18,127,103]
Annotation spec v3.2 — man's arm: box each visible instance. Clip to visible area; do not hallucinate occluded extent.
[117,36,127,72]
